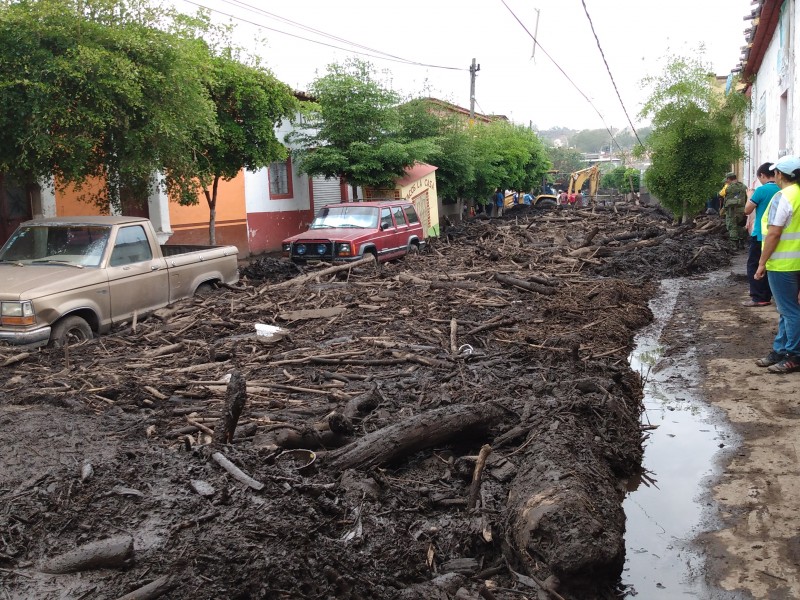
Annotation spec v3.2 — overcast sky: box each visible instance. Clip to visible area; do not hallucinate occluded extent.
[172,0,754,132]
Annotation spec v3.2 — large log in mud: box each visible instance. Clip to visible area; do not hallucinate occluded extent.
[505,389,643,597]
[326,403,504,471]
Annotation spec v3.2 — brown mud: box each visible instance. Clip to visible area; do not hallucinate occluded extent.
[1,203,734,600]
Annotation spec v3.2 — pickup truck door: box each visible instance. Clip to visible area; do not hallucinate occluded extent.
[106,224,169,323]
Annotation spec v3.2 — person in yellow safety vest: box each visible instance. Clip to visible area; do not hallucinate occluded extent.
[754,155,800,373]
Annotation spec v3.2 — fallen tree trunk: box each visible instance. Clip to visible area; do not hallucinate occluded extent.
[398,272,484,290]
[260,255,376,293]
[39,535,134,573]
[506,418,627,598]
[114,574,179,600]
[326,403,504,471]
[494,273,557,295]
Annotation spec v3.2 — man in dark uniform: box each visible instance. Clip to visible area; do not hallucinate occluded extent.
[722,172,747,248]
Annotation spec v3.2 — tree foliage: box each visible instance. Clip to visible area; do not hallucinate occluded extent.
[397,99,475,204]
[0,0,300,243]
[0,0,218,209]
[546,146,585,175]
[600,165,640,192]
[467,121,550,205]
[288,58,436,198]
[190,51,298,243]
[639,53,747,221]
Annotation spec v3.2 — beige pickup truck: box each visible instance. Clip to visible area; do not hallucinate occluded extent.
[0,216,239,348]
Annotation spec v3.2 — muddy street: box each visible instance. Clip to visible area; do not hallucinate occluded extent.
[2,203,776,600]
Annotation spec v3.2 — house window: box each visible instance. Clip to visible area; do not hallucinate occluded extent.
[269,157,293,199]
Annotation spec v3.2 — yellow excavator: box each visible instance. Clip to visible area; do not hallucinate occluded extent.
[533,164,600,207]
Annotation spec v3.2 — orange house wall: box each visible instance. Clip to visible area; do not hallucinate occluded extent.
[54,174,250,254]
[168,173,249,253]
[56,180,111,216]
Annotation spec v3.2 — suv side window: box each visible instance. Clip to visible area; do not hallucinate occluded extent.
[391,205,407,226]
[403,205,420,225]
[110,225,153,266]
[380,208,394,230]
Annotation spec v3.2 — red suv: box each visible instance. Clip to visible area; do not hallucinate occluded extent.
[282,201,425,264]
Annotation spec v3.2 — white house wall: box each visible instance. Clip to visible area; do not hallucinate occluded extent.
[746,0,797,182]
[244,114,319,254]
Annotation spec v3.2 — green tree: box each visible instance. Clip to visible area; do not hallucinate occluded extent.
[397,98,474,204]
[639,53,747,222]
[467,121,550,205]
[0,0,218,210]
[189,52,298,244]
[289,58,435,199]
[547,146,585,175]
[601,165,640,192]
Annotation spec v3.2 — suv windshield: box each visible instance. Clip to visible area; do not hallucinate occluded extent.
[0,225,111,267]
[310,206,379,229]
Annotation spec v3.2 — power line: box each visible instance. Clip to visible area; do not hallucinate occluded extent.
[218,0,436,67]
[498,0,625,155]
[580,0,644,147]
[178,0,465,72]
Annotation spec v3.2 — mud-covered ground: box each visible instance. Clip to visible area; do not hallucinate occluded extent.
[0,203,734,600]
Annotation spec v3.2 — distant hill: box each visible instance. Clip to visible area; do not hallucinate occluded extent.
[537,126,651,152]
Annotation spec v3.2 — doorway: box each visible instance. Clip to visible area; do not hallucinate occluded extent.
[0,176,34,246]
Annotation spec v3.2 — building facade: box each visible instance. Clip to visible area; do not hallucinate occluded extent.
[740,0,797,180]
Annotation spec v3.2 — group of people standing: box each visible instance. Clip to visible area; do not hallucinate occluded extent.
[556,190,584,207]
[736,156,800,374]
[471,188,535,218]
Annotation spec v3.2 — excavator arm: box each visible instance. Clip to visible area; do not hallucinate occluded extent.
[532,165,600,207]
[567,165,600,200]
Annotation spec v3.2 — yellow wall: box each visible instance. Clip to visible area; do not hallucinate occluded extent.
[399,173,440,238]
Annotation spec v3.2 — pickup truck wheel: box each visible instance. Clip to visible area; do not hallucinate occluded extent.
[51,316,93,348]
[195,282,215,296]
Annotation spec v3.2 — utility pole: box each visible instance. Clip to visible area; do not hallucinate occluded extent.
[469,58,480,119]
[531,8,541,61]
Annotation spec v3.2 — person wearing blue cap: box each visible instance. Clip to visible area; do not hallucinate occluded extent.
[754,155,800,373]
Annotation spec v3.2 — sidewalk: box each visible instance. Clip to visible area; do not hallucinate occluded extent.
[682,252,800,598]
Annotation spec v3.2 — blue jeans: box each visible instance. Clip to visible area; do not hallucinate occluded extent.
[766,270,800,357]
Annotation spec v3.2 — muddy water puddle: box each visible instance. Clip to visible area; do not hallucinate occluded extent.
[622,272,737,598]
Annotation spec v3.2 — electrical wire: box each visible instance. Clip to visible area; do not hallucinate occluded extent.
[218,0,432,66]
[178,0,466,72]
[499,0,626,154]
[580,0,644,147]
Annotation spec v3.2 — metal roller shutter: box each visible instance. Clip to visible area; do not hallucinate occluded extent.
[312,177,343,213]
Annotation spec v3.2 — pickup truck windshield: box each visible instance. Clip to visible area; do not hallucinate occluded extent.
[0,225,111,267]
[310,206,379,229]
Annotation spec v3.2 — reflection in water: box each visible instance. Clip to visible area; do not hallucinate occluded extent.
[622,276,732,598]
